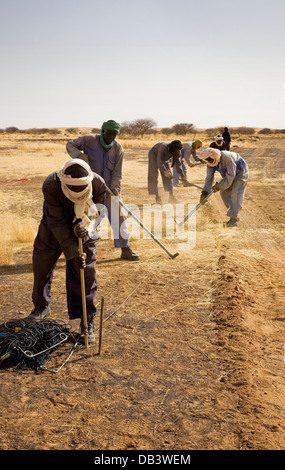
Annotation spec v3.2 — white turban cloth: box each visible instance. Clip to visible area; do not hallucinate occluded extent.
[58,159,99,233]
[200,148,221,167]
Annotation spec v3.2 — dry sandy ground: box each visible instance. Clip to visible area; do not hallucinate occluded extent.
[0,137,284,451]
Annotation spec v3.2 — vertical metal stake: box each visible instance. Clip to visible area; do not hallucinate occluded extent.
[78,237,88,349]
[98,296,104,355]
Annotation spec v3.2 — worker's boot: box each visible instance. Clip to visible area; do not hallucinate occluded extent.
[80,316,95,344]
[121,246,140,261]
[27,305,51,321]
[155,195,162,205]
[226,217,238,227]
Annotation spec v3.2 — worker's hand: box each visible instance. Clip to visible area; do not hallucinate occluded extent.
[74,223,88,238]
[110,189,121,198]
[163,169,172,179]
[200,191,209,204]
[73,253,87,270]
[212,183,220,192]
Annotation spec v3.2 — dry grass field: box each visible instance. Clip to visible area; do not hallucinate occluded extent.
[0,129,285,450]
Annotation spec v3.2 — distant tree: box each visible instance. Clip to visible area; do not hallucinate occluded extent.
[205,127,223,137]
[144,128,157,135]
[66,127,79,134]
[133,118,157,137]
[26,128,50,134]
[235,127,255,135]
[258,128,272,134]
[119,121,132,136]
[171,123,195,135]
[5,126,19,133]
[120,118,157,137]
[161,127,173,135]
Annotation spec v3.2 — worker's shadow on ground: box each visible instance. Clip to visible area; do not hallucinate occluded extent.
[0,257,126,275]
[0,258,66,276]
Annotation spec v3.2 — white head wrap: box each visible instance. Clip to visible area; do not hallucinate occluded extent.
[214,135,223,146]
[58,159,99,231]
[200,148,221,167]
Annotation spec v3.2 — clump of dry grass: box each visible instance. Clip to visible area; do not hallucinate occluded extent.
[0,213,37,265]
[10,215,37,243]
[0,234,15,265]
[17,142,65,154]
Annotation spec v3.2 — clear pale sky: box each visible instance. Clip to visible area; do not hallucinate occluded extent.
[1,0,284,130]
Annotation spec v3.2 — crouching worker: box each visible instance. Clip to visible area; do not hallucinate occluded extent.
[27,159,106,344]
[200,148,249,227]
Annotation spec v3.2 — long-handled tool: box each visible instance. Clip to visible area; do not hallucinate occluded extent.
[78,237,89,349]
[106,187,179,259]
[176,189,214,227]
[184,181,204,190]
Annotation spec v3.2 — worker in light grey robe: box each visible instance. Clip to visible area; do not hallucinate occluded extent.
[200,148,249,227]
[66,120,139,261]
[148,140,186,204]
[173,140,203,186]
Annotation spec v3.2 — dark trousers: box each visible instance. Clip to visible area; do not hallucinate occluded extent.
[148,152,173,195]
[32,238,97,320]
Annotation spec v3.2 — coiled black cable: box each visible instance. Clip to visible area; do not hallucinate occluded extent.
[0,319,76,370]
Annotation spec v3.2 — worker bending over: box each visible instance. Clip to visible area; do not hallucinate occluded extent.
[173,140,203,186]
[200,148,249,227]
[148,140,187,204]
[210,135,226,151]
[28,159,106,344]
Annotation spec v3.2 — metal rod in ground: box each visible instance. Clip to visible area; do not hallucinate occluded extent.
[106,187,179,259]
[176,189,215,227]
[78,237,88,349]
[98,296,104,355]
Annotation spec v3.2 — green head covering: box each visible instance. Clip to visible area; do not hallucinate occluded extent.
[100,120,120,149]
[101,120,120,134]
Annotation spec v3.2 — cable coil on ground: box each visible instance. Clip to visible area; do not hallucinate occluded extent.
[0,319,79,371]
